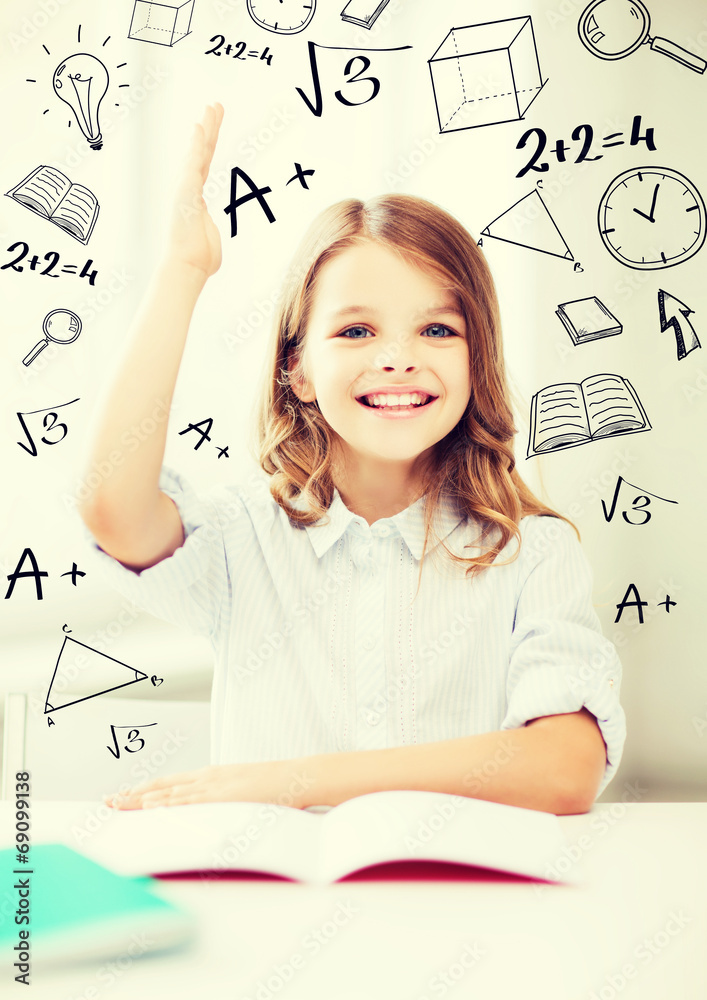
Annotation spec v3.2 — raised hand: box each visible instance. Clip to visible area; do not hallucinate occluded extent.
[166,102,225,278]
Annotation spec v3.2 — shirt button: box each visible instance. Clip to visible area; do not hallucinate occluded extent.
[365,711,380,726]
[362,637,375,651]
[373,523,390,537]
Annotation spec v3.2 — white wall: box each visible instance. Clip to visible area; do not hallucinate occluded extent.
[1,0,706,800]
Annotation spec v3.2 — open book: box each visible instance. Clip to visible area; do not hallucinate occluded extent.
[78,790,573,885]
[5,165,99,244]
[527,373,650,457]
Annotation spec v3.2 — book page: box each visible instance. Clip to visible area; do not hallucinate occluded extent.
[53,183,99,242]
[319,790,573,884]
[8,165,71,218]
[531,382,590,454]
[582,374,647,438]
[80,801,322,882]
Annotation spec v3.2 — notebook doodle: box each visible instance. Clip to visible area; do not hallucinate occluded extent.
[556,297,623,346]
[340,0,392,30]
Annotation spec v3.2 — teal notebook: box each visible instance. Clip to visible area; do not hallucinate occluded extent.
[0,844,193,970]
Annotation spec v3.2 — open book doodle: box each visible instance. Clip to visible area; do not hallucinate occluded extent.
[5,165,99,245]
[77,789,576,886]
[527,373,650,457]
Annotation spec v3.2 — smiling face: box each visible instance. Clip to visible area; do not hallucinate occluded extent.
[290,240,472,479]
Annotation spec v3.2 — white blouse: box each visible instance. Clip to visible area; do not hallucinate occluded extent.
[85,467,626,796]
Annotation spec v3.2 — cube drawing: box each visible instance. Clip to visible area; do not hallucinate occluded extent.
[128,0,195,47]
[428,17,545,133]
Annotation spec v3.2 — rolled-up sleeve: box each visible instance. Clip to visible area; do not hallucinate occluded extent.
[80,467,240,640]
[500,516,626,797]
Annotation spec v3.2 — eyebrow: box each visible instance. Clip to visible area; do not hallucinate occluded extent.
[328,302,465,320]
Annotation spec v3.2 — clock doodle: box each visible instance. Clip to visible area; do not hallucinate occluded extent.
[247,0,316,34]
[597,166,706,270]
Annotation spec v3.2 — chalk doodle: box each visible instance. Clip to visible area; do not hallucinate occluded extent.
[247,0,316,35]
[597,167,706,270]
[25,26,128,147]
[527,374,650,458]
[52,52,109,150]
[614,584,677,625]
[515,115,656,178]
[601,476,678,524]
[4,548,85,599]
[6,167,99,245]
[204,35,273,64]
[21,309,82,367]
[658,289,701,360]
[340,0,392,30]
[178,418,230,459]
[44,635,150,719]
[428,17,546,134]
[480,189,573,262]
[16,398,80,456]
[578,0,706,74]
[556,297,622,346]
[106,723,157,758]
[223,163,315,236]
[128,0,194,46]
[296,41,411,118]
[2,242,97,284]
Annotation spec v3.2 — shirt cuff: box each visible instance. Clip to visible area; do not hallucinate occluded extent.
[500,623,626,798]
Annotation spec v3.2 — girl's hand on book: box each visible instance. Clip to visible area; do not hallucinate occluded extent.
[166,102,225,279]
[104,760,314,810]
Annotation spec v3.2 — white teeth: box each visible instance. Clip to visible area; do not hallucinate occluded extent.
[364,392,430,408]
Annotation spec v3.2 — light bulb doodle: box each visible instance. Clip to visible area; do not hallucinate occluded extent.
[53,52,109,151]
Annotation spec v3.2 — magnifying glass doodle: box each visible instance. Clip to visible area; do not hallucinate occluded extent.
[22,308,82,366]
[578,0,707,73]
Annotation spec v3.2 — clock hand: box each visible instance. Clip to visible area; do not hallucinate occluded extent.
[633,183,660,223]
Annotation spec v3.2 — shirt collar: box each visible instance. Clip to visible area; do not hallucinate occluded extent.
[303,487,465,561]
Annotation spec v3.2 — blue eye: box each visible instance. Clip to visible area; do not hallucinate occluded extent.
[423,324,456,338]
[339,326,372,339]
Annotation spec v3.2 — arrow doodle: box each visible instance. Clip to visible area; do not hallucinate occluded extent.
[658,289,701,361]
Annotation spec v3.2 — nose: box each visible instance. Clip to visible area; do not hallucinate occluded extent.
[374,335,419,373]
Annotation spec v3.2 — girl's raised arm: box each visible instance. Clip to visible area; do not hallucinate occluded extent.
[77,103,225,571]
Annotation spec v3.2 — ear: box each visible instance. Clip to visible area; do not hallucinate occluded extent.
[286,349,317,403]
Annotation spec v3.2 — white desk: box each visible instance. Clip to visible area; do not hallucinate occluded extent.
[2,802,706,1000]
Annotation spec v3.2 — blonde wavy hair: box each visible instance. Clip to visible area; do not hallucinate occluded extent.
[254,193,575,583]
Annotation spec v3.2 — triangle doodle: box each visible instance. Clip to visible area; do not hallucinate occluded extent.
[44,635,148,715]
[481,189,573,261]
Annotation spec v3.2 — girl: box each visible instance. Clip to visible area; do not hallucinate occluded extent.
[79,104,625,815]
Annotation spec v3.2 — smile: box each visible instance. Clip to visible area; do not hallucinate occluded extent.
[357,391,436,409]
[355,391,438,418]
